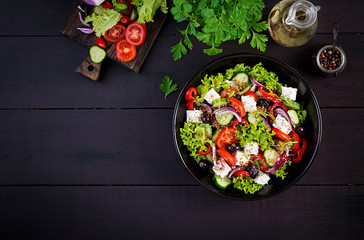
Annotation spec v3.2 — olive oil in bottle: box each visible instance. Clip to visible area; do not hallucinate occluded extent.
[268,0,320,47]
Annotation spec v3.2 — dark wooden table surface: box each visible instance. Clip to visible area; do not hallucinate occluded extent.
[1,0,363,239]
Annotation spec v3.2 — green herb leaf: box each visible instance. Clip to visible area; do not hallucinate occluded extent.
[160,76,178,99]
[171,40,188,61]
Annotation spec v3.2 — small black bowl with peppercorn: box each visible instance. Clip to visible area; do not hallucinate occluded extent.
[313,44,347,77]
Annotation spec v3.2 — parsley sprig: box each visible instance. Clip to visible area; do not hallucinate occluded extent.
[160,76,178,99]
[170,0,268,60]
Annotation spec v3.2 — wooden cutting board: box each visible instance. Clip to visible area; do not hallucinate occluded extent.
[60,0,170,77]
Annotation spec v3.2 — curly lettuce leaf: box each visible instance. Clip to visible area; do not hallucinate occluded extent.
[225,63,252,80]
[85,9,121,37]
[133,0,168,23]
[237,120,275,151]
[180,122,213,162]
[273,163,288,180]
[249,63,282,93]
[195,73,230,103]
[232,176,263,194]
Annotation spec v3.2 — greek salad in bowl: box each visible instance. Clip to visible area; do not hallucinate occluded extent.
[179,62,308,194]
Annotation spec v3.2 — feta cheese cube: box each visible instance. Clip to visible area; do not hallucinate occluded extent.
[204,88,221,104]
[244,142,259,155]
[235,150,250,166]
[282,86,298,101]
[241,95,257,112]
[273,114,292,135]
[213,159,231,178]
[254,171,270,185]
[186,110,203,123]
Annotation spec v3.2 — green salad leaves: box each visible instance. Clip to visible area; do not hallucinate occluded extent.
[85,9,121,37]
[133,0,168,23]
[232,176,263,194]
[170,0,269,60]
[237,121,275,152]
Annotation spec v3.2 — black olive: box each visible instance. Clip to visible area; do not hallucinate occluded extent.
[296,126,306,135]
[249,165,259,179]
[257,98,271,111]
[201,111,212,124]
[226,143,241,154]
[198,160,212,170]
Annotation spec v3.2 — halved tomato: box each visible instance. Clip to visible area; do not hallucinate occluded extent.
[227,97,246,117]
[104,24,126,43]
[220,88,238,98]
[116,39,136,62]
[216,127,239,149]
[125,22,146,46]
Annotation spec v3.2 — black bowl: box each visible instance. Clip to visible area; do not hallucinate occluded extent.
[173,54,322,200]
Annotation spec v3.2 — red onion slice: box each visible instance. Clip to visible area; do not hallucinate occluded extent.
[214,106,242,122]
[196,103,213,113]
[265,155,288,174]
[78,5,85,12]
[77,27,94,34]
[78,12,91,27]
[249,74,264,88]
[259,114,272,130]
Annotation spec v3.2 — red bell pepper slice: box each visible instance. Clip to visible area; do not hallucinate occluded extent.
[272,128,291,142]
[217,148,237,167]
[185,87,197,102]
[269,103,288,117]
[292,138,307,163]
[197,143,212,155]
[290,132,300,152]
[95,37,106,49]
[186,101,194,110]
[258,87,282,104]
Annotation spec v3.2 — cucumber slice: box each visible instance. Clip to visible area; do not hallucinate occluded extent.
[198,123,212,137]
[212,129,222,142]
[248,112,261,124]
[113,3,129,13]
[212,98,228,108]
[89,46,106,63]
[206,152,213,163]
[264,149,279,167]
[287,110,299,125]
[213,174,231,189]
[215,113,233,126]
[285,101,301,110]
[130,8,138,21]
[233,72,249,85]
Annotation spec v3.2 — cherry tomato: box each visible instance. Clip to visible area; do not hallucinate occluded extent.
[186,101,194,110]
[185,87,197,102]
[102,1,114,9]
[243,91,258,102]
[272,128,291,142]
[227,98,246,117]
[116,39,136,62]
[293,138,307,163]
[197,143,212,156]
[216,127,239,149]
[104,24,126,43]
[125,22,146,46]
[217,148,237,167]
[119,16,131,26]
[233,170,250,177]
[250,154,269,171]
[290,132,300,152]
[228,118,248,128]
[220,88,238,98]
[95,37,106,49]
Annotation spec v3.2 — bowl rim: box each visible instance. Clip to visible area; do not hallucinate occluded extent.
[172,53,322,200]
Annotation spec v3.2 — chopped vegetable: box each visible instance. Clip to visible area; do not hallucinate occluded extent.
[160,76,178,99]
[132,0,168,23]
[85,8,122,37]
[89,46,106,63]
[82,0,106,6]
